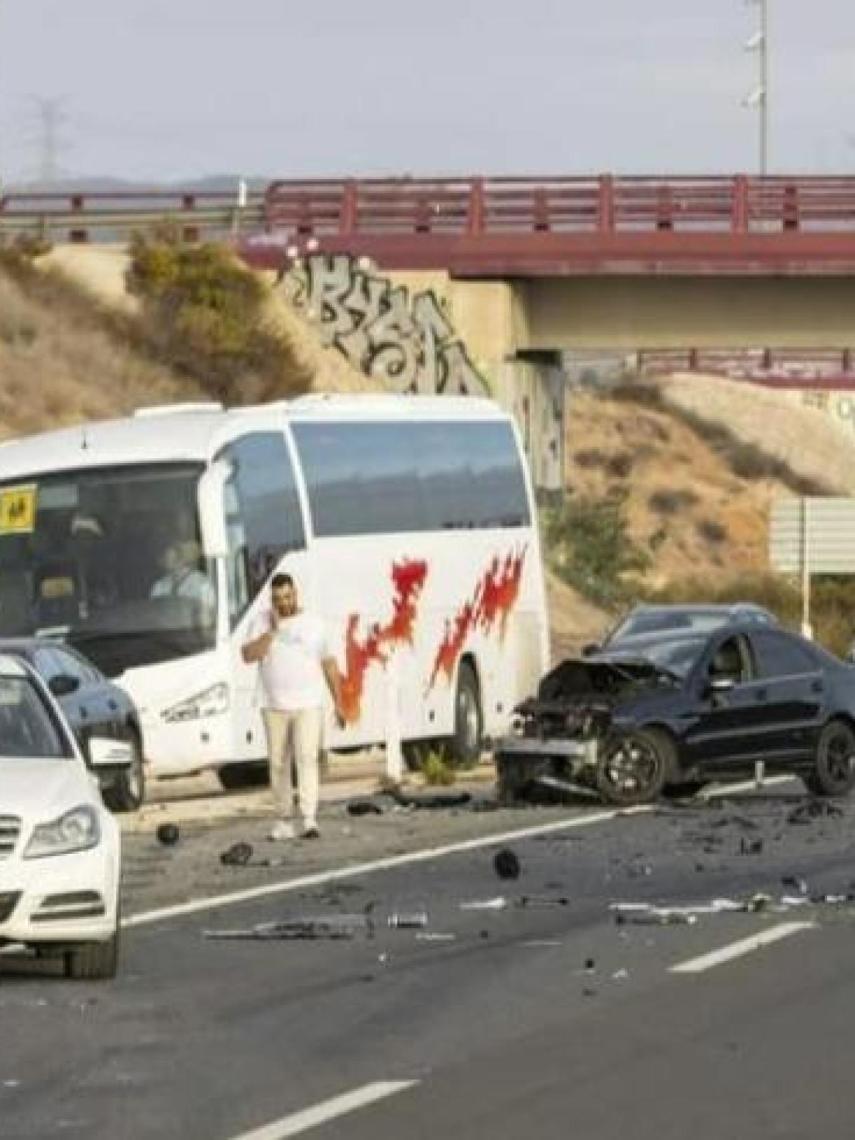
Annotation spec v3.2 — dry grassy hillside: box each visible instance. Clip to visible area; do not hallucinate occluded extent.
[565,388,797,588]
[0,259,206,437]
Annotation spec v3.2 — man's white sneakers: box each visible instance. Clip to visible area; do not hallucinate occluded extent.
[268,819,296,841]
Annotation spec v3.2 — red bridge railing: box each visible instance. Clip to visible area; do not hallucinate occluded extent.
[264,175,855,238]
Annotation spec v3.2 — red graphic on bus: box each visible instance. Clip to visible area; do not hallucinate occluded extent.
[340,558,428,723]
[429,548,527,688]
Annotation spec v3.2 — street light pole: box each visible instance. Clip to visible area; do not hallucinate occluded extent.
[744,0,769,176]
[759,0,768,176]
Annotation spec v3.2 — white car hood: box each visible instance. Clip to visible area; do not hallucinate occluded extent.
[0,759,90,821]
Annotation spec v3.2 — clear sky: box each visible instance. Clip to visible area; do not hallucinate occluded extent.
[1,0,853,184]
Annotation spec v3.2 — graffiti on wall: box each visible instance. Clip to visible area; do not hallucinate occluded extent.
[800,389,855,433]
[279,254,486,395]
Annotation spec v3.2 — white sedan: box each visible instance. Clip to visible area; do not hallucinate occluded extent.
[0,654,128,979]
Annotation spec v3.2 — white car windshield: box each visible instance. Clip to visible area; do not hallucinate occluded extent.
[0,676,71,759]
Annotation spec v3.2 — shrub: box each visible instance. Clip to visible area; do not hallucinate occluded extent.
[573,448,608,469]
[696,518,728,543]
[421,749,456,786]
[648,487,699,515]
[127,234,312,403]
[607,452,633,478]
[543,492,650,609]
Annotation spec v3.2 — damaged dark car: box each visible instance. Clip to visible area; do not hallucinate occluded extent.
[496,622,855,806]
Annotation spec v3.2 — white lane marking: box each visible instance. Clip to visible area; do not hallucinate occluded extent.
[124,773,797,930]
[124,807,643,928]
[228,1080,418,1140]
[670,921,816,974]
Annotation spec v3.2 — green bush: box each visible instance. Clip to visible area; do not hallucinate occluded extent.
[127,234,311,402]
[543,492,650,609]
[421,749,456,786]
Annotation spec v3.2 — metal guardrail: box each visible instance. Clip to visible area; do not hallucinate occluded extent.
[0,189,266,243]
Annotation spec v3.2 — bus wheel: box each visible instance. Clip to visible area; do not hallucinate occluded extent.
[218,762,269,791]
[447,663,483,768]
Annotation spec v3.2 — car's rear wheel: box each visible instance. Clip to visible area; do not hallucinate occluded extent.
[804,719,855,797]
[595,728,671,806]
[101,730,145,814]
[218,761,269,791]
[63,930,119,980]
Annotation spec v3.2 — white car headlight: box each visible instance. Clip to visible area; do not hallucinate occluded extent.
[162,682,230,724]
[25,805,100,860]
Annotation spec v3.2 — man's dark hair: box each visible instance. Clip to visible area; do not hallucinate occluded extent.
[271,573,294,590]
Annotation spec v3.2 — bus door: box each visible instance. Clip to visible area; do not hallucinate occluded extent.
[212,432,309,760]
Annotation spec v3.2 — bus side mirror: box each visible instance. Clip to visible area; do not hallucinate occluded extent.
[197,461,231,560]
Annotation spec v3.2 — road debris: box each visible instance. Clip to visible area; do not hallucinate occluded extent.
[218,842,286,869]
[346,801,384,817]
[739,837,764,856]
[220,842,254,867]
[459,897,508,911]
[787,799,844,825]
[203,912,374,941]
[516,894,570,909]
[387,912,429,929]
[385,788,472,810]
[415,932,457,943]
[155,823,180,846]
[493,848,521,880]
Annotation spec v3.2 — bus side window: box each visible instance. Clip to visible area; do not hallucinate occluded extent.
[219,433,306,627]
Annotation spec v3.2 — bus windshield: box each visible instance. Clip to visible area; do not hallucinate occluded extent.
[0,463,217,677]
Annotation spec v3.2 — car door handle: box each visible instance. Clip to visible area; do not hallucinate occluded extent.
[811,680,823,694]
[108,699,118,711]
[80,706,89,719]
[754,688,768,702]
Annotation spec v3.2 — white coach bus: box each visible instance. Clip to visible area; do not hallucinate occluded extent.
[0,395,549,789]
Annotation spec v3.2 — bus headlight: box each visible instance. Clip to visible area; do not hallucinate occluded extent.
[163,683,230,724]
[25,805,100,859]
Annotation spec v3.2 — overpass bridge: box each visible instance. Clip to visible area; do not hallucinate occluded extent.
[7,174,855,490]
[237,174,855,358]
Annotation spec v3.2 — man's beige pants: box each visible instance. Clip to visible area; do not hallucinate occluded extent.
[262,707,323,828]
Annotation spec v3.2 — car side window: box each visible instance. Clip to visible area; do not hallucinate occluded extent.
[707,634,753,685]
[54,648,93,685]
[751,631,818,679]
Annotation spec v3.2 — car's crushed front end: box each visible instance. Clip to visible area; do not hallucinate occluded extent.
[494,657,676,804]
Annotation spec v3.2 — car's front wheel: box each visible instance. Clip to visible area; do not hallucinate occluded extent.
[101,730,145,814]
[63,931,119,980]
[595,728,671,806]
[804,719,855,797]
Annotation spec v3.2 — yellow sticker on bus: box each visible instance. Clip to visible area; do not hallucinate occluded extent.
[0,485,37,533]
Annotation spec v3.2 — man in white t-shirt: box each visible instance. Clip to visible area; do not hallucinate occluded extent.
[241,572,344,840]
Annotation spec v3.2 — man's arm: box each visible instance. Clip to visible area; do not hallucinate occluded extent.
[241,615,275,664]
[322,657,346,726]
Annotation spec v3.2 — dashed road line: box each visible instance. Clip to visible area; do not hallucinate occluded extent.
[670,921,817,974]
[228,1080,418,1139]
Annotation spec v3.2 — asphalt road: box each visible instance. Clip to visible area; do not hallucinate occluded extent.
[4,781,855,1139]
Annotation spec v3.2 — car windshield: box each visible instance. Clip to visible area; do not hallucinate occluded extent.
[610,609,738,642]
[0,464,217,677]
[615,634,707,680]
[0,676,71,759]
